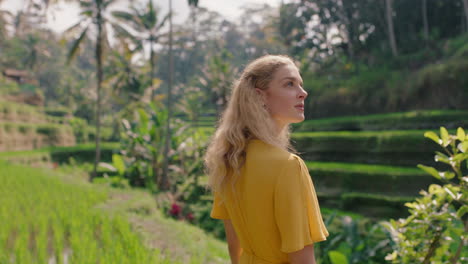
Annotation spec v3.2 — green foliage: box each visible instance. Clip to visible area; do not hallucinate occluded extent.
[328,251,348,264]
[315,213,392,264]
[115,101,169,188]
[384,127,468,263]
[45,107,71,117]
[295,110,468,132]
[293,130,446,167]
[93,176,130,189]
[305,161,435,217]
[0,75,20,95]
[197,49,238,115]
[68,117,89,143]
[49,143,118,164]
[110,101,208,195]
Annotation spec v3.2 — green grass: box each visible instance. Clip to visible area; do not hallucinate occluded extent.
[0,161,161,263]
[190,109,459,133]
[0,160,229,263]
[293,129,444,138]
[317,190,414,218]
[305,161,425,175]
[0,142,119,159]
[96,189,229,263]
[305,160,437,197]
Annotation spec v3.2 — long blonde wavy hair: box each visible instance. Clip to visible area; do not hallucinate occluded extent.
[204,55,297,194]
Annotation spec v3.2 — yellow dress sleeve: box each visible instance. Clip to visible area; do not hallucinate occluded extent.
[210,191,230,219]
[274,155,329,253]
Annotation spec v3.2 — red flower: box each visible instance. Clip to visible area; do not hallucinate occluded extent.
[169,203,181,216]
[186,212,194,222]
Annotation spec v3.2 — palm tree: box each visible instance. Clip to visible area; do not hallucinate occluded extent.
[160,0,174,190]
[463,0,468,32]
[64,0,117,180]
[113,1,171,189]
[106,39,144,104]
[385,0,398,57]
[112,1,169,83]
[161,0,199,190]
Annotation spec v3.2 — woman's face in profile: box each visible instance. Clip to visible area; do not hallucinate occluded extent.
[257,63,308,129]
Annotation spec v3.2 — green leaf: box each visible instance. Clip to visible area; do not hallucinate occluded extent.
[458,141,468,153]
[67,26,89,64]
[439,171,455,180]
[457,205,468,218]
[112,154,126,176]
[444,186,458,200]
[453,153,468,162]
[328,251,349,264]
[434,152,450,164]
[424,131,441,145]
[440,127,450,147]
[137,108,149,134]
[98,162,116,172]
[428,184,443,194]
[457,127,466,141]
[417,164,441,179]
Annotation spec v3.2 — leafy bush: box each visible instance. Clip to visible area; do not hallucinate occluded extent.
[316,213,392,264]
[68,117,89,143]
[384,127,468,263]
[44,107,71,117]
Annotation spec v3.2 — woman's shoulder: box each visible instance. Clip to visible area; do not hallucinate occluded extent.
[247,139,302,166]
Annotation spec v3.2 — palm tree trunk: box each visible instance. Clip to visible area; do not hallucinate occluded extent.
[150,37,159,187]
[161,0,173,191]
[463,0,468,32]
[385,0,398,57]
[92,8,103,181]
[150,39,155,84]
[422,0,429,43]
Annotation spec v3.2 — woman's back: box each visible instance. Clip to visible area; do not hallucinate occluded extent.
[211,139,328,264]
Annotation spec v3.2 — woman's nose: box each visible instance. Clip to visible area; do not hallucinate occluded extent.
[298,87,308,99]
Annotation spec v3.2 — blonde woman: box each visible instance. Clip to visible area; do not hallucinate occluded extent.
[205,55,328,264]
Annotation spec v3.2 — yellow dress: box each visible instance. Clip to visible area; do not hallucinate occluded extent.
[211,139,329,264]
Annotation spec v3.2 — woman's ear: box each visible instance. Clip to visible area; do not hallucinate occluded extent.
[255,88,267,107]
[255,88,265,98]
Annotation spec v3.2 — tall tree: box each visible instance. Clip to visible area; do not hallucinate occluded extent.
[64,0,117,180]
[161,0,174,190]
[187,0,199,41]
[106,39,145,104]
[112,1,169,85]
[422,0,429,42]
[463,0,468,32]
[161,0,199,190]
[386,0,398,56]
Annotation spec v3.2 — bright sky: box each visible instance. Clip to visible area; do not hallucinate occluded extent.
[1,0,284,33]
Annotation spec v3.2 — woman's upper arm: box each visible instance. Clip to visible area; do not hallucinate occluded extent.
[288,244,316,264]
[223,219,239,246]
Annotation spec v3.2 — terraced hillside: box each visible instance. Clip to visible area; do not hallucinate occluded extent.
[0,101,75,151]
[292,110,468,218]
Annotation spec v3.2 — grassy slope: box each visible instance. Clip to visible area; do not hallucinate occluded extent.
[0,161,229,263]
[94,187,229,264]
